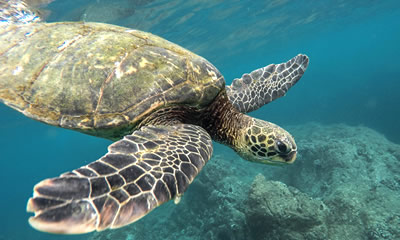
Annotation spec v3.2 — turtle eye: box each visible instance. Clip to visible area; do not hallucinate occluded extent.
[275,140,288,153]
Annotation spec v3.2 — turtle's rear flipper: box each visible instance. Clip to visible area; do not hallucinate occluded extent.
[226,54,309,113]
[27,124,213,234]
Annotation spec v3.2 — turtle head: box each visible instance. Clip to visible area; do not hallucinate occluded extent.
[236,119,297,165]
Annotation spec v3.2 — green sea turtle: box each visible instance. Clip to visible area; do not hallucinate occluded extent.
[0,0,309,234]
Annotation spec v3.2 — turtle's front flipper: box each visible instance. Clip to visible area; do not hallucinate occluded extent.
[226,54,309,113]
[27,124,212,234]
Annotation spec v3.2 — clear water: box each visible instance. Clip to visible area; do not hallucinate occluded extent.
[1,0,399,239]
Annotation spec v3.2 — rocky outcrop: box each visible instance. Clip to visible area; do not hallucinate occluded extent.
[91,123,400,240]
[245,175,328,240]
[261,123,400,240]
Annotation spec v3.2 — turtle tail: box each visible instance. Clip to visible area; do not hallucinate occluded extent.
[0,0,41,24]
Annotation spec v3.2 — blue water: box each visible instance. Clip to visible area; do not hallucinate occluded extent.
[1,0,399,239]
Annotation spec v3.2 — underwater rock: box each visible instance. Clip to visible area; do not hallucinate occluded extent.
[274,123,400,196]
[263,123,400,239]
[245,174,328,240]
[90,123,400,240]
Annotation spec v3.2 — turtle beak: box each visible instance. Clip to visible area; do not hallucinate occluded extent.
[282,151,297,164]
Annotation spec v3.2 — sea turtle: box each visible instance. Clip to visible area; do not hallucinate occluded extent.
[0,0,309,234]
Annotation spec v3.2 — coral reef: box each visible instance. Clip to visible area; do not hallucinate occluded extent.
[90,123,400,240]
[245,175,328,240]
[90,152,251,240]
[266,123,400,240]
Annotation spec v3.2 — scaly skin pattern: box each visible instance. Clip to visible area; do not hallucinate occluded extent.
[226,54,309,113]
[27,124,213,234]
[236,118,297,164]
[199,92,297,164]
[26,92,297,234]
[0,22,225,140]
[140,91,298,165]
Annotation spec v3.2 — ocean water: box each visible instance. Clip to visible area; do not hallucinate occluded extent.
[0,0,399,239]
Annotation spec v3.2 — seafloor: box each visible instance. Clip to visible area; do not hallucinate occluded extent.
[88,123,400,240]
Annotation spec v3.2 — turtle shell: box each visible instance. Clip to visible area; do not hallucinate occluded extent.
[0,22,225,139]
